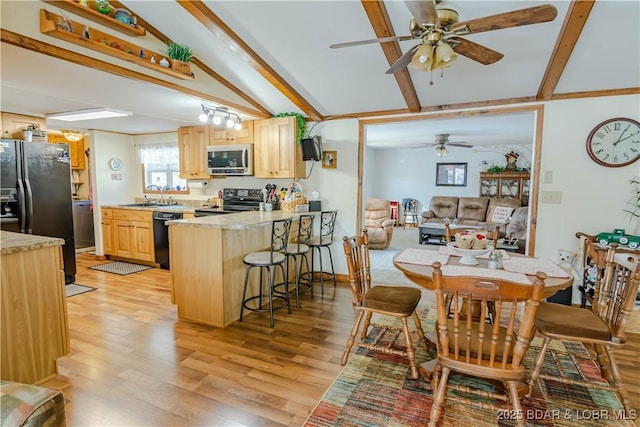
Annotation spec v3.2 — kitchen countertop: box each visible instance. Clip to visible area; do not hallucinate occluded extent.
[0,231,65,255]
[102,204,197,213]
[168,210,315,230]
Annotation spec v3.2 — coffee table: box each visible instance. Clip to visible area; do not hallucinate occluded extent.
[418,223,483,245]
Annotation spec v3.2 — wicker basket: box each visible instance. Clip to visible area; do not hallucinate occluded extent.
[169,59,191,75]
[281,182,307,212]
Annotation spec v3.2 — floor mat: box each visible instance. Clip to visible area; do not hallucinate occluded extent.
[65,283,96,298]
[89,261,152,275]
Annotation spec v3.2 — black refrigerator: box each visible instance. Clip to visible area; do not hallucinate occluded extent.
[0,139,76,283]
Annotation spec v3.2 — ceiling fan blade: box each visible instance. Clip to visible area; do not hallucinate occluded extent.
[451,4,557,35]
[404,0,439,27]
[385,44,420,74]
[451,38,504,65]
[330,35,414,49]
[447,142,473,148]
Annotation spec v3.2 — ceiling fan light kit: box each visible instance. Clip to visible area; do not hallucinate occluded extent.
[199,104,242,130]
[331,1,558,80]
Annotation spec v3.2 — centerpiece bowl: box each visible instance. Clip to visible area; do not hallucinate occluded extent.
[447,242,493,266]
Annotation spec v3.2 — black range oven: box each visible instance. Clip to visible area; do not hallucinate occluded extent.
[221,188,263,212]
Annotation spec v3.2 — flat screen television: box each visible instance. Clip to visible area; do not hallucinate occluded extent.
[301,136,322,161]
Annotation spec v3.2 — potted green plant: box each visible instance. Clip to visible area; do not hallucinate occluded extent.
[164,42,192,75]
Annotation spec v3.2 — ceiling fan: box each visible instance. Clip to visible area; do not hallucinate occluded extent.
[425,133,472,156]
[330,0,558,74]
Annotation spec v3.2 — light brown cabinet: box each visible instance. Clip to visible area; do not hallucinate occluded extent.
[211,120,254,145]
[1,233,69,384]
[101,209,154,262]
[254,116,304,179]
[178,126,209,179]
[479,172,530,205]
[1,112,47,139]
[47,134,86,170]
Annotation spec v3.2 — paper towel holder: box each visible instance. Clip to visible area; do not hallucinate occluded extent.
[188,180,209,189]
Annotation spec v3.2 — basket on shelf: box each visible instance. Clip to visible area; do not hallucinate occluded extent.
[281,181,307,212]
[169,59,191,75]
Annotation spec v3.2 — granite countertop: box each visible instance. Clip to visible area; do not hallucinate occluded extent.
[168,210,316,230]
[0,231,65,255]
[102,204,197,213]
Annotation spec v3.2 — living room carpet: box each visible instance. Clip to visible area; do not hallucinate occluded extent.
[304,311,632,427]
[88,261,151,275]
[65,283,96,298]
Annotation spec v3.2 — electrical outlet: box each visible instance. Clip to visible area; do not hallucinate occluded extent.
[541,190,562,204]
[543,170,553,184]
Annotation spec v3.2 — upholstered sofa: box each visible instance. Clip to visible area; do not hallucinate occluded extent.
[364,198,395,249]
[421,196,524,237]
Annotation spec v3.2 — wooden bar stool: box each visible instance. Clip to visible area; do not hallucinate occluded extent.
[240,218,292,327]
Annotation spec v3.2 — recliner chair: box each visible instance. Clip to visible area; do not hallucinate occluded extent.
[364,198,395,249]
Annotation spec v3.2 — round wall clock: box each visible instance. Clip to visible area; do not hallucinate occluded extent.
[109,157,123,171]
[586,117,640,167]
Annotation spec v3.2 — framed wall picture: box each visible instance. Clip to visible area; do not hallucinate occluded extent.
[322,150,337,169]
[436,162,467,187]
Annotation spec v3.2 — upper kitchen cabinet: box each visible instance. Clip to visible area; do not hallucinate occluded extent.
[211,121,254,145]
[254,117,304,179]
[1,112,47,139]
[47,134,85,170]
[178,126,209,179]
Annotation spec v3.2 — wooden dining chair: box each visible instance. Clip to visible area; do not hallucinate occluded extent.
[526,244,640,413]
[341,230,429,379]
[428,262,547,427]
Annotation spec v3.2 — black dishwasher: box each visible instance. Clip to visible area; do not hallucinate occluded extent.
[153,211,183,270]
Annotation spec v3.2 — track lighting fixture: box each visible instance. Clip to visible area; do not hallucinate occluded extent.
[199,104,242,130]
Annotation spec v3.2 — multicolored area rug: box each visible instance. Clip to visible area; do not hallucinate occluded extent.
[305,312,634,427]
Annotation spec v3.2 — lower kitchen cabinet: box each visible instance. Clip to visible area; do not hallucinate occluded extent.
[101,208,154,262]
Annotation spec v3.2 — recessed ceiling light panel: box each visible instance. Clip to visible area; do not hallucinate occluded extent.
[47,108,132,121]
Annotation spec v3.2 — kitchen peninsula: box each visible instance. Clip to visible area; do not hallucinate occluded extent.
[168,210,310,327]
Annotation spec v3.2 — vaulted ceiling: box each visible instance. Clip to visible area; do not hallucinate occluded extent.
[1,1,638,147]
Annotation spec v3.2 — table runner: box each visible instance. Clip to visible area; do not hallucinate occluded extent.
[394,248,450,266]
[502,257,570,278]
[438,246,511,259]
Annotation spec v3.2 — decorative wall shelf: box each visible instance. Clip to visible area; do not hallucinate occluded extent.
[43,0,146,36]
[40,9,194,80]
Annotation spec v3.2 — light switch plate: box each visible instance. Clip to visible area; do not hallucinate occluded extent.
[541,190,562,204]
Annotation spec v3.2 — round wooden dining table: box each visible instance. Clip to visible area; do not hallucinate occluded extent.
[393,250,574,298]
[392,247,574,391]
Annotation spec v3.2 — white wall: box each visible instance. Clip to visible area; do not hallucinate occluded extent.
[536,95,640,258]
[304,118,360,275]
[90,130,135,255]
[365,146,521,213]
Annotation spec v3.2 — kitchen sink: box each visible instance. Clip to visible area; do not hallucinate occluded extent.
[118,203,159,207]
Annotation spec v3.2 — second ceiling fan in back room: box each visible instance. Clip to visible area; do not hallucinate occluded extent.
[330,0,558,81]
[425,133,472,156]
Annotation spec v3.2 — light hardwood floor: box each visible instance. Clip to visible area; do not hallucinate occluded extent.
[44,253,639,426]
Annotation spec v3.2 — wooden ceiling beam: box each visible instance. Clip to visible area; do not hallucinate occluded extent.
[537,0,595,100]
[0,29,267,118]
[110,1,271,118]
[177,0,323,122]
[361,1,421,113]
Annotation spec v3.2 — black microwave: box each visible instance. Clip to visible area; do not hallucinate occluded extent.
[206,144,253,176]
